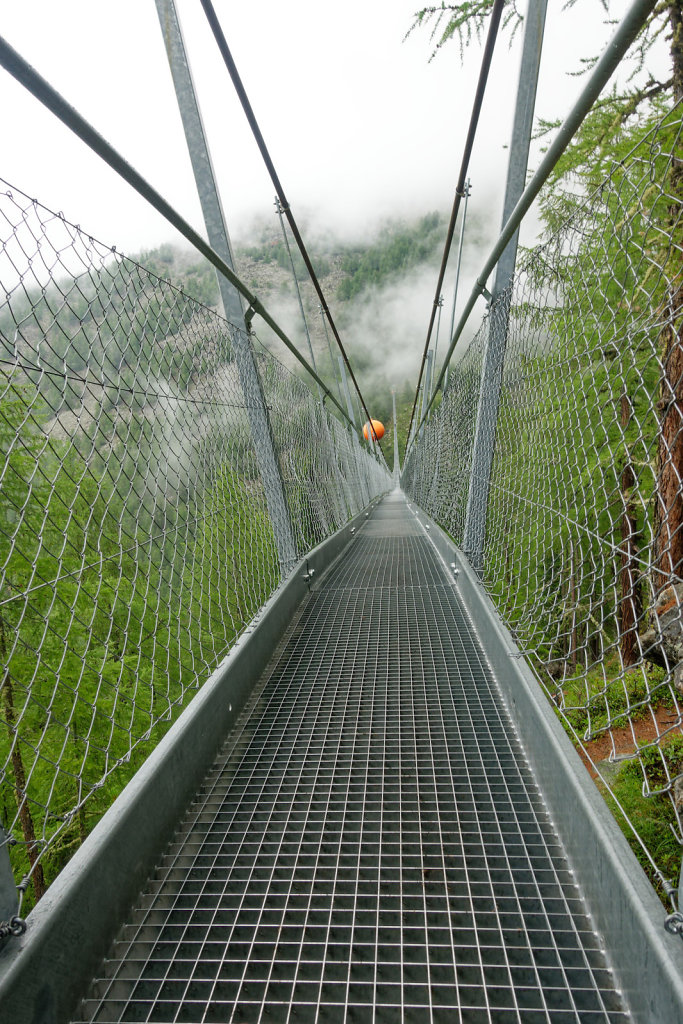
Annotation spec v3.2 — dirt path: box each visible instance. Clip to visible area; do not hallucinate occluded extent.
[577,703,683,778]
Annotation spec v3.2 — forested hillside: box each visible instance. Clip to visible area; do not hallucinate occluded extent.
[132,211,460,470]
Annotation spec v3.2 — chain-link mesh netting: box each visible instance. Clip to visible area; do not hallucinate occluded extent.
[256,345,375,553]
[0,181,389,913]
[404,103,683,898]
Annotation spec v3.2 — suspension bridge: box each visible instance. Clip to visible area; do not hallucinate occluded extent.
[1,0,683,1021]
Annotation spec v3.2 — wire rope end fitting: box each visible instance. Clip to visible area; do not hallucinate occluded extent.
[0,915,27,941]
[664,911,683,938]
[244,300,259,330]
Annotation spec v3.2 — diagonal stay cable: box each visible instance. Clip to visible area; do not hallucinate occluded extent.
[197,0,386,462]
[406,0,505,445]
[0,35,355,431]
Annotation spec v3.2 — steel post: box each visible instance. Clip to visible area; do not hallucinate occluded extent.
[338,355,357,429]
[342,355,373,468]
[155,0,297,573]
[338,356,369,505]
[448,179,471,344]
[424,350,434,422]
[419,350,434,441]
[272,202,346,522]
[0,830,17,943]
[320,308,343,408]
[275,198,319,382]
[462,0,548,573]
[391,389,400,483]
[431,298,444,402]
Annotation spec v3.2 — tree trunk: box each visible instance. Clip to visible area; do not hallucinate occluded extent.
[619,392,642,665]
[653,2,683,590]
[653,287,683,590]
[0,615,46,903]
[568,539,578,671]
[71,721,87,847]
[671,1,683,108]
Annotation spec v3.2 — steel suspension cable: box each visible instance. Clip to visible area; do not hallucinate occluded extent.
[405,0,505,446]
[0,35,355,430]
[408,0,660,447]
[197,0,386,461]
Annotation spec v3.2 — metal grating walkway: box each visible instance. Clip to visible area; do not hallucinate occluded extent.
[75,494,629,1023]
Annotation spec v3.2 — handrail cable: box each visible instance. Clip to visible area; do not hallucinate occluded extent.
[0,35,359,435]
[405,0,659,453]
[197,0,386,461]
[405,0,505,446]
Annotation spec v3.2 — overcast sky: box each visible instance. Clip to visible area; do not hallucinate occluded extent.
[0,1,665,398]
[0,0,650,255]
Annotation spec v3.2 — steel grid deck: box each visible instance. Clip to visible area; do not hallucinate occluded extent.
[75,495,628,1023]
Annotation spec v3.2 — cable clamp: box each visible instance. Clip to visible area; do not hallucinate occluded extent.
[664,911,683,936]
[0,916,26,940]
[244,301,258,328]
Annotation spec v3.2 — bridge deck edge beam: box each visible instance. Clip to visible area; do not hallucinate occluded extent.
[0,502,377,1024]
[413,498,683,1023]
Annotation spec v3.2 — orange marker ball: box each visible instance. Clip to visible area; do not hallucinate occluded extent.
[363,419,385,441]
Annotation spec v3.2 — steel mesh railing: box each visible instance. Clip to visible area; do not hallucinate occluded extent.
[256,348,374,553]
[0,181,389,913]
[404,103,683,898]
